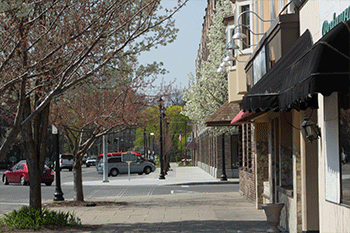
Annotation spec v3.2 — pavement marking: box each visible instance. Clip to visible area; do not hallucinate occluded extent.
[85,189,99,199]
[117,189,127,197]
[147,187,154,196]
[181,185,190,188]
[0,202,28,205]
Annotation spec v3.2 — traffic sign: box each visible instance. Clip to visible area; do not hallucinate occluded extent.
[122,152,137,163]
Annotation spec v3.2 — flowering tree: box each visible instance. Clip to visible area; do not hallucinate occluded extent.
[183,0,231,129]
[0,0,187,210]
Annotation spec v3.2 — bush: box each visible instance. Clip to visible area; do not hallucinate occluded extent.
[0,206,81,230]
[178,161,193,167]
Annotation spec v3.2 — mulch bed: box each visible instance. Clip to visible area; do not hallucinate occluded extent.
[0,225,100,232]
[43,200,128,207]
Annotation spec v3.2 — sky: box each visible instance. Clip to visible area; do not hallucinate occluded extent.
[138,0,208,89]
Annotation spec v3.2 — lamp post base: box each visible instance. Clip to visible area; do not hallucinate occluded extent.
[53,189,64,201]
[220,174,227,181]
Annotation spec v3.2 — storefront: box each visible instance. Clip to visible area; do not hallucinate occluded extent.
[237,3,350,231]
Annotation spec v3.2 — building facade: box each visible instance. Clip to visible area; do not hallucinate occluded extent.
[227,0,350,232]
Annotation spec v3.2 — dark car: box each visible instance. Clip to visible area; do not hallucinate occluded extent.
[2,160,54,186]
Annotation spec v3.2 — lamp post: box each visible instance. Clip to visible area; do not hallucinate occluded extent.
[102,134,109,182]
[159,97,165,180]
[52,125,64,201]
[143,127,147,158]
[221,133,227,181]
[148,132,151,159]
[150,133,154,160]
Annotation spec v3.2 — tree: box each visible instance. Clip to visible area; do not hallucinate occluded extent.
[182,0,232,133]
[134,104,190,162]
[0,0,188,210]
[51,65,156,201]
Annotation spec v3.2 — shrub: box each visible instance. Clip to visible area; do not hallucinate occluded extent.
[0,206,81,230]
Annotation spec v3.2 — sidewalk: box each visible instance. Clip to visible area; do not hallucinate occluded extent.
[52,192,270,233]
[45,164,272,232]
[63,163,239,187]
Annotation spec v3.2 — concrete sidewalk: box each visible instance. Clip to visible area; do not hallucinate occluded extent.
[63,163,239,186]
[45,164,272,232]
[48,192,270,233]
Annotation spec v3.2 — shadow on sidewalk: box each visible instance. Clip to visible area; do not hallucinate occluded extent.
[96,220,270,232]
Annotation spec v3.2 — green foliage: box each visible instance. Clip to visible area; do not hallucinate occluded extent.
[178,161,193,167]
[134,105,190,155]
[0,206,81,230]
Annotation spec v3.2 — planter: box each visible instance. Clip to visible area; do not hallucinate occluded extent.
[261,203,285,233]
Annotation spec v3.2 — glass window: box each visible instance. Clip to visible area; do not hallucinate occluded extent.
[253,46,267,84]
[17,164,24,171]
[109,157,122,163]
[339,93,350,205]
[60,154,73,160]
[241,5,251,50]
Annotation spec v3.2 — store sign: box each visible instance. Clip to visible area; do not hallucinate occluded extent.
[322,6,350,36]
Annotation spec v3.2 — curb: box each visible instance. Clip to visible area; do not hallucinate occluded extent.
[166,180,239,186]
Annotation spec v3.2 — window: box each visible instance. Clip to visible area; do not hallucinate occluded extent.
[241,123,253,171]
[339,92,350,205]
[240,4,251,50]
[226,26,237,67]
[253,46,267,84]
[231,134,240,168]
[109,157,122,163]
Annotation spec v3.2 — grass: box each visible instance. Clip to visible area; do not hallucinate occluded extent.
[0,206,81,230]
[178,162,193,167]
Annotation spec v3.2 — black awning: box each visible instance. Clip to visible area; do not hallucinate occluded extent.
[242,21,350,112]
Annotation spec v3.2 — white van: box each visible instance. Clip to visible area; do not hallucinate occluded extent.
[58,154,74,171]
[96,156,156,176]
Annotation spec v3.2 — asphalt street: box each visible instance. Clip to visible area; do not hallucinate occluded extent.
[0,165,238,215]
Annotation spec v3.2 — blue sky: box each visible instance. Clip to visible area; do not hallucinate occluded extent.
[138,0,207,89]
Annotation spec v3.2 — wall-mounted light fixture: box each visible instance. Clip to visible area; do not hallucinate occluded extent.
[301,117,321,143]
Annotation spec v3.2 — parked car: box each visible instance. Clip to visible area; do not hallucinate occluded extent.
[2,160,54,186]
[57,154,73,171]
[96,156,156,177]
[86,157,97,167]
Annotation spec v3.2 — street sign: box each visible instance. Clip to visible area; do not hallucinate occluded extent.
[122,152,137,163]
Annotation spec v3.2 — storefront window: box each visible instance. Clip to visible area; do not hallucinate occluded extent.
[339,93,350,205]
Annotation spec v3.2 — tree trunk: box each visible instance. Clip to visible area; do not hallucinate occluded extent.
[73,159,84,202]
[22,98,50,210]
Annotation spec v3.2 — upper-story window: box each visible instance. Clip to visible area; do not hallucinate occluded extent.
[236,1,252,53]
[240,4,251,50]
[226,26,237,68]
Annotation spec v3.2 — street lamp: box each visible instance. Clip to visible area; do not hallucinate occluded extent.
[221,133,227,181]
[52,125,64,201]
[301,117,321,143]
[159,97,165,180]
[143,127,147,158]
[150,133,154,160]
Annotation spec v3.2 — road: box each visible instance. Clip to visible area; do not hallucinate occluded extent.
[0,166,238,215]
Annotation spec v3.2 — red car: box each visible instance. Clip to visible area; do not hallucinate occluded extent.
[2,160,54,186]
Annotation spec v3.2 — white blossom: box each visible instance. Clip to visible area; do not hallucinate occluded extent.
[183,0,236,134]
